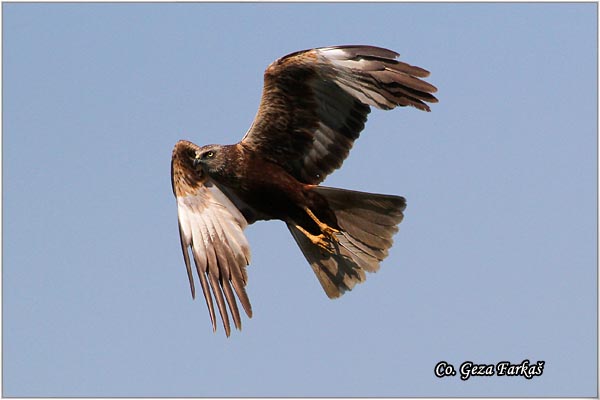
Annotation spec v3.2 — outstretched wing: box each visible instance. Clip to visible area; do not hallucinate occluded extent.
[171,140,252,336]
[240,45,438,184]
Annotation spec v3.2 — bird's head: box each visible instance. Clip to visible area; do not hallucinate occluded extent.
[191,144,227,176]
[171,140,230,197]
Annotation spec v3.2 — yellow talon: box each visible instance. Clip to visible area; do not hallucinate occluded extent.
[303,207,340,237]
[294,225,336,253]
[293,207,341,253]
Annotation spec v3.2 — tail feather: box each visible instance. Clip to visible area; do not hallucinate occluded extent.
[288,186,406,298]
[331,211,394,258]
[288,225,366,298]
[336,230,384,271]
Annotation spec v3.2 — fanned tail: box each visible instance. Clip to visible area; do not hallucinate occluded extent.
[287,186,406,298]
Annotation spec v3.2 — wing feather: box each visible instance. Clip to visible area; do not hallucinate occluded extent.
[207,266,230,336]
[192,242,217,332]
[241,45,437,184]
[172,141,252,336]
[178,221,195,299]
[204,205,244,333]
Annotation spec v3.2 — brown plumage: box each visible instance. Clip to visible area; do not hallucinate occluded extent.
[171,45,437,336]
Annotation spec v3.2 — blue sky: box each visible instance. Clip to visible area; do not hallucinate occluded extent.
[2,2,597,397]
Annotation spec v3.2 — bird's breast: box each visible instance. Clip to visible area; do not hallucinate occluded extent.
[215,152,308,222]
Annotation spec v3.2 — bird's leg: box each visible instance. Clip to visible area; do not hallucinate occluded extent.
[293,207,341,253]
[294,224,336,253]
[303,206,340,237]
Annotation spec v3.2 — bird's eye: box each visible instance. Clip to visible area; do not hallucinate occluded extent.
[204,151,215,159]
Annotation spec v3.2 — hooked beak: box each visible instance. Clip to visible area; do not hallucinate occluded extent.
[192,156,202,168]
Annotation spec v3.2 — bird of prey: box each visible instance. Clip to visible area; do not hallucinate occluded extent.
[171,45,437,336]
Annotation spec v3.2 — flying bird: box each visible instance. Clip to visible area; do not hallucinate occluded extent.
[171,45,437,336]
